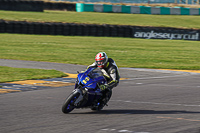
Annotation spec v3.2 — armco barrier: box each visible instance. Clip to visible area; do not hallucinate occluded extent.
[76,3,200,15]
[0,20,200,41]
[0,0,44,12]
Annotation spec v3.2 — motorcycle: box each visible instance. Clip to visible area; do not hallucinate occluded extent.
[62,67,112,114]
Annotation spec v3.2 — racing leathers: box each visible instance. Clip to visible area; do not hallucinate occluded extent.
[87,58,120,90]
[87,57,119,110]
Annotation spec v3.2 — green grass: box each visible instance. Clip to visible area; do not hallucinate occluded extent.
[0,66,67,83]
[0,10,200,29]
[1,33,200,70]
[0,10,200,83]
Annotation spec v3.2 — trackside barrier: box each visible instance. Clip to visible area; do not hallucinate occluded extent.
[0,0,76,12]
[76,3,200,15]
[0,20,199,41]
[0,0,44,12]
[44,2,76,11]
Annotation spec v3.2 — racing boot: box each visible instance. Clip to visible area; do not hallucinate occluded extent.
[98,89,112,110]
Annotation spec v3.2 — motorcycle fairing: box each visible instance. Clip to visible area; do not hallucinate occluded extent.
[75,67,107,107]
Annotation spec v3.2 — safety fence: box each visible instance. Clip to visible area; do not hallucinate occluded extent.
[76,3,200,15]
[1,1,199,15]
[0,19,199,41]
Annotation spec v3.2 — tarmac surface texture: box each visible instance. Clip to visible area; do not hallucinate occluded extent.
[0,59,200,133]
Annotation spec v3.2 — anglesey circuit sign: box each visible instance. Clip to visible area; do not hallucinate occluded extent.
[133,29,200,41]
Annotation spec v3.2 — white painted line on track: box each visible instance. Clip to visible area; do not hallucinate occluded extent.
[120,68,200,75]
[125,74,191,81]
[157,116,200,122]
[100,129,150,133]
[110,100,200,107]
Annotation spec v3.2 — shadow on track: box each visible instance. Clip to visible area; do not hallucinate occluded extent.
[70,109,200,114]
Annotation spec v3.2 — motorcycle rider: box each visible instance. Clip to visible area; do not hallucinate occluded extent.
[87,52,120,110]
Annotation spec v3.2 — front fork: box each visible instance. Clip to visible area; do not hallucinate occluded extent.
[72,89,84,106]
[72,88,88,107]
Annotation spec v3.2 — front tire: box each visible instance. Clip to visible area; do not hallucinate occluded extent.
[62,92,80,114]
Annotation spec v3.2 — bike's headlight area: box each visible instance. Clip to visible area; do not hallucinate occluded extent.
[85,87,94,92]
[85,87,93,90]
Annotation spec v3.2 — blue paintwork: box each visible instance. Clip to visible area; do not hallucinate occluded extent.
[75,67,106,107]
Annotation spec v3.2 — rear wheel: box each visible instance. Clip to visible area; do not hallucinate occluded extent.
[62,92,80,114]
[91,90,112,111]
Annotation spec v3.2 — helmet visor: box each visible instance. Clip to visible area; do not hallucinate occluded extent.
[96,58,106,66]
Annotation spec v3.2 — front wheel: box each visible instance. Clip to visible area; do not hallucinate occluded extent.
[62,92,80,114]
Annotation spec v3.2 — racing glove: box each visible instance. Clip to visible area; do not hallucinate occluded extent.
[99,84,108,91]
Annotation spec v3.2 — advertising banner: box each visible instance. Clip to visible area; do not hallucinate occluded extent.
[133,27,200,41]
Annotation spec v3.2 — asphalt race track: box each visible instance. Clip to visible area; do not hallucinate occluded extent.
[0,59,200,133]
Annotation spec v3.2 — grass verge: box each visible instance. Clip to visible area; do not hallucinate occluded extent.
[0,33,200,70]
[0,10,200,29]
[1,10,199,83]
[0,66,67,83]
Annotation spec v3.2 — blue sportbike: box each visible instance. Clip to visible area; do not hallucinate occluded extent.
[62,67,112,113]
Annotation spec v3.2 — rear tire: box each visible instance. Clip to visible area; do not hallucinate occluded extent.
[91,90,112,111]
[62,92,80,114]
